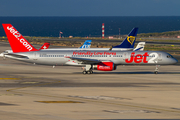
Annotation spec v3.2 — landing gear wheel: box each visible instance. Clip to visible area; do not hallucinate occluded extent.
[83,71,87,75]
[154,65,160,74]
[154,71,158,74]
[90,70,93,74]
[87,71,91,74]
[82,70,93,75]
[87,70,93,74]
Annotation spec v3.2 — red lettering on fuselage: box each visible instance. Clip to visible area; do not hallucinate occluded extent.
[125,52,149,63]
[134,54,142,63]
[73,51,116,56]
[142,52,148,63]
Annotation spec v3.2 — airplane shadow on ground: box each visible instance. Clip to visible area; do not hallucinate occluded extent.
[73,71,180,75]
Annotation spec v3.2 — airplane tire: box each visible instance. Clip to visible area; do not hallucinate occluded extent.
[154,71,158,74]
[83,71,87,75]
[87,71,91,74]
[90,70,93,74]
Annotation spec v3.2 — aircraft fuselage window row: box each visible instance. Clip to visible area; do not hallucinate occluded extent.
[40,54,123,58]
[40,55,64,57]
[130,55,155,57]
[39,54,158,58]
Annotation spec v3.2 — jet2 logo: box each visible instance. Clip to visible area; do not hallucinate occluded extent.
[7,26,33,51]
[125,52,158,63]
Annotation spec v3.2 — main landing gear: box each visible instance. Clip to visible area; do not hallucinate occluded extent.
[82,70,93,74]
[82,65,93,74]
[154,65,160,74]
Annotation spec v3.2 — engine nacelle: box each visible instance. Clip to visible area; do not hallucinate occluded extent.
[93,62,116,71]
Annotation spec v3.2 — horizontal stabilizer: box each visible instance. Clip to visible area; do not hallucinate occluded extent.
[6,53,29,59]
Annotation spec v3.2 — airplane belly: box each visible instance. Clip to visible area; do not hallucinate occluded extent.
[33,57,67,65]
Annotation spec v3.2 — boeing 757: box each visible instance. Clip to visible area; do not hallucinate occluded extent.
[0,24,177,74]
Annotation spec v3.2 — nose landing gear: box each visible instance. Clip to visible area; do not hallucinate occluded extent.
[154,65,160,74]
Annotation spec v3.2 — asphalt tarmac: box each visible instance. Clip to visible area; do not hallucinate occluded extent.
[0,42,180,120]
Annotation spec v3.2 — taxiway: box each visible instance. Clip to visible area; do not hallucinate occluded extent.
[0,42,180,120]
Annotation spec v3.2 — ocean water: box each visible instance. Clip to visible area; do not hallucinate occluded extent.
[0,16,180,37]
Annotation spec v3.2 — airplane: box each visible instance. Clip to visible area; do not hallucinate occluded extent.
[133,42,145,51]
[79,40,91,49]
[39,42,50,50]
[0,24,177,74]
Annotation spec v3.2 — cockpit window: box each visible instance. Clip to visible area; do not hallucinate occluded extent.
[167,55,172,58]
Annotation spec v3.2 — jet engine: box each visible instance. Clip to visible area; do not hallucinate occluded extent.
[93,62,116,71]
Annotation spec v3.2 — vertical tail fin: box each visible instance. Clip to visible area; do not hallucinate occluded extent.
[39,42,50,50]
[2,24,38,53]
[113,28,138,48]
[133,42,146,51]
[79,40,91,49]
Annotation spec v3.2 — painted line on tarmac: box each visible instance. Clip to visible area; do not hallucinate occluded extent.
[35,101,83,103]
[21,82,39,84]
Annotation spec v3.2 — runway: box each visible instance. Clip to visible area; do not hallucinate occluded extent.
[0,42,180,119]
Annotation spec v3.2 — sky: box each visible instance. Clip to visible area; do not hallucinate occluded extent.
[0,0,180,16]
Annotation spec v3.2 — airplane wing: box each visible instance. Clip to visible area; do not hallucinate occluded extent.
[65,56,104,64]
[6,53,29,59]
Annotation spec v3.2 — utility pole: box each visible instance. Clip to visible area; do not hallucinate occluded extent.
[59,31,63,38]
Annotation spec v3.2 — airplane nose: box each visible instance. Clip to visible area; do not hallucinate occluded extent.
[172,58,178,64]
[0,53,4,57]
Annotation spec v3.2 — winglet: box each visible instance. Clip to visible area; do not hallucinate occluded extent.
[2,24,38,53]
[113,28,138,48]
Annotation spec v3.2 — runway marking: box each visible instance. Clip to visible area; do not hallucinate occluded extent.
[21,82,39,84]
[36,101,83,103]
[103,110,160,113]
[0,78,21,80]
